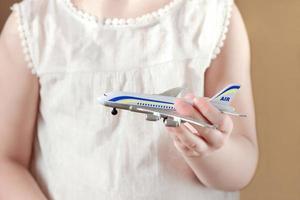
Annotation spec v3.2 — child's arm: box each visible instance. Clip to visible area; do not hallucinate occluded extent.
[0,12,47,199]
[166,4,258,191]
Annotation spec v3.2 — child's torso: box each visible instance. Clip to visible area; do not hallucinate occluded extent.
[11,0,238,199]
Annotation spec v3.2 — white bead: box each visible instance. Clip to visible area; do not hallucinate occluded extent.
[104,18,112,25]
[10,5,15,11]
[136,16,143,22]
[126,18,134,24]
[169,0,175,7]
[68,0,75,9]
[23,47,28,53]
[18,25,23,32]
[151,12,159,18]
[66,0,72,6]
[78,10,85,16]
[144,14,153,22]
[31,68,36,74]
[145,14,152,19]
[163,5,170,13]
[219,41,224,47]
[157,8,164,16]
[225,20,230,27]
[69,2,76,9]
[119,19,126,25]
[221,34,226,41]
[21,40,27,47]
[112,18,119,25]
[140,15,148,22]
[90,15,97,22]
[28,62,34,68]
[82,12,90,19]
[164,4,171,10]
[25,55,31,62]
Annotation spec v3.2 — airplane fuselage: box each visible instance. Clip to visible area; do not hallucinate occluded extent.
[99,92,177,114]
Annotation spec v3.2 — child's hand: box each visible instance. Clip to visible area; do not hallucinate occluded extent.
[166,94,234,157]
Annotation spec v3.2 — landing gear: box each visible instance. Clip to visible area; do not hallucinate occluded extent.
[111,108,118,115]
[163,117,167,123]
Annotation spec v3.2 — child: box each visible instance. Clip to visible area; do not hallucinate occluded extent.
[0,0,258,199]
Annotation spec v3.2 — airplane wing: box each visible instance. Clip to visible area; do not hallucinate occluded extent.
[134,106,216,129]
[156,87,185,97]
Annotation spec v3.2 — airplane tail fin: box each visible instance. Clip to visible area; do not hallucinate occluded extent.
[210,84,241,106]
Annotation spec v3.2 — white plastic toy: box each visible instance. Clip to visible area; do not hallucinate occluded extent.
[97,84,246,128]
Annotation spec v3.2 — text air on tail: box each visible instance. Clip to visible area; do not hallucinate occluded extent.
[210,84,241,106]
[210,84,247,117]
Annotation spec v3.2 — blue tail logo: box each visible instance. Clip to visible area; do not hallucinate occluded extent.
[210,84,241,105]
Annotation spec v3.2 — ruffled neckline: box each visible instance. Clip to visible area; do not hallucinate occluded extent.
[63,0,185,28]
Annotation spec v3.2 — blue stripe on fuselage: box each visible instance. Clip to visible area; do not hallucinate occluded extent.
[109,96,174,105]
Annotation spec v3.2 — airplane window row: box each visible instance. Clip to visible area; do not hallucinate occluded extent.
[137,102,174,109]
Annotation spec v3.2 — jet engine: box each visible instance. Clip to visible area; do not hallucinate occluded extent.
[146,114,160,121]
[163,118,180,127]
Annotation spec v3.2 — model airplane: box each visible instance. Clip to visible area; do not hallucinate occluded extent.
[97,84,247,128]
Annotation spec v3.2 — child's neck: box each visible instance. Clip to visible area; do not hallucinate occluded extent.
[72,0,173,19]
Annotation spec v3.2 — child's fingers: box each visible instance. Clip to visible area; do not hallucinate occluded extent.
[193,97,233,134]
[167,124,209,155]
[198,127,227,149]
[174,98,209,126]
[167,126,197,149]
[183,93,195,101]
[175,97,218,138]
[170,94,230,151]
[173,139,201,157]
[174,97,223,147]
[182,122,226,150]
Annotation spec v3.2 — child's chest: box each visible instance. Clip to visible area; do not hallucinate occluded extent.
[72,0,174,19]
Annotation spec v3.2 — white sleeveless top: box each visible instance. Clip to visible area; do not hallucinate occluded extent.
[11,0,239,199]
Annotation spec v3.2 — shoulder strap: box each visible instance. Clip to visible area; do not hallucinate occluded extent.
[197,0,234,69]
[10,0,57,76]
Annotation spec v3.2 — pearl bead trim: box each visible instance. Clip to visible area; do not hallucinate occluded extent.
[64,0,183,27]
[211,0,234,60]
[10,4,37,75]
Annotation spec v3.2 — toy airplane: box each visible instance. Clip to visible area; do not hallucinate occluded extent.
[97,84,246,128]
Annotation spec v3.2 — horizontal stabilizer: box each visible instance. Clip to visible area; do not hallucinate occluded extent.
[221,110,247,117]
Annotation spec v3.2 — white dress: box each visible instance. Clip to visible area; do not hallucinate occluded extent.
[11,0,239,199]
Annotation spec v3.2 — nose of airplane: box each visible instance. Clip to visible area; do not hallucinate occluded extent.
[97,94,107,105]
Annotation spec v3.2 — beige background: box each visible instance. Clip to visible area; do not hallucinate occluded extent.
[1,0,300,199]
